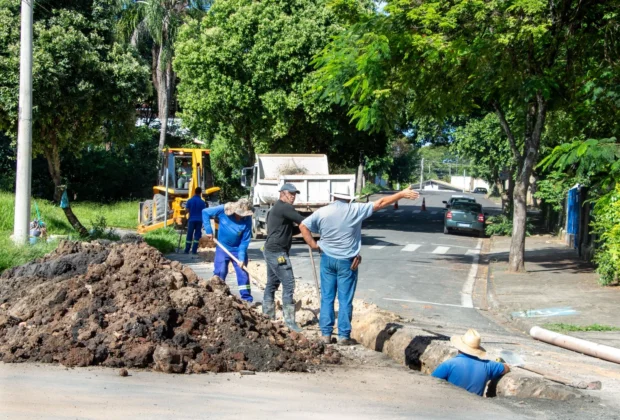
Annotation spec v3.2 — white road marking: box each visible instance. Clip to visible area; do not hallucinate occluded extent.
[370,242,387,249]
[432,243,474,249]
[395,210,404,213]
[249,241,264,249]
[383,298,477,309]
[405,263,468,271]
[431,211,438,215]
[461,239,482,308]
[378,209,387,213]
[401,244,421,252]
[432,246,449,254]
[413,210,421,214]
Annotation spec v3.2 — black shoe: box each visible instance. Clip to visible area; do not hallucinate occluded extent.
[337,337,357,346]
[320,335,332,345]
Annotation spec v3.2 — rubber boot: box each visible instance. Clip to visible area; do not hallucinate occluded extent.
[262,300,275,320]
[283,304,303,333]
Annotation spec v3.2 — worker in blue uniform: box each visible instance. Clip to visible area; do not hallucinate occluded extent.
[184,187,206,254]
[202,198,254,302]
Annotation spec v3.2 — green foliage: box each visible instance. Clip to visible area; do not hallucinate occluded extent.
[144,227,178,254]
[174,0,389,196]
[452,114,514,187]
[485,214,532,237]
[539,138,620,194]
[533,171,581,213]
[591,184,620,286]
[88,215,120,241]
[360,182,382,196]
[0,0,150,233]
[543,323,620,333]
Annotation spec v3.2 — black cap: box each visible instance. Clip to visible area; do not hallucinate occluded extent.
[279,183,300,194]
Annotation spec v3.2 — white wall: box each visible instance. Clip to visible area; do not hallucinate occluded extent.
[450,176,490,192]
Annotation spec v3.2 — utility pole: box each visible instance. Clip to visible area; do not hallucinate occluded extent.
[420,158,424,189]
[13,0,34,245]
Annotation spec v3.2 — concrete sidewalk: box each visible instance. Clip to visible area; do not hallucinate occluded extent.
[487,235,620,347]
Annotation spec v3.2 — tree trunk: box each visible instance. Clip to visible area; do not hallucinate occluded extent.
[509,179,528,272]
[157,55,172,153]
[355,154,364,195]
[507,95,547,272]
[43,143,89,237]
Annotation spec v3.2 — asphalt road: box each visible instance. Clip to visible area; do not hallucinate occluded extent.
[246,190,503,331]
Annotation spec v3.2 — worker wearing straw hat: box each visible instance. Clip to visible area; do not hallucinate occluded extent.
[432,329,510,396]
[202,198,254,302]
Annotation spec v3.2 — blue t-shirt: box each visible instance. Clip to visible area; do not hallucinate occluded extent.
[431,353,506,396]
[202,205,252,262]
[186,195,206,222]
[301,201,374,259]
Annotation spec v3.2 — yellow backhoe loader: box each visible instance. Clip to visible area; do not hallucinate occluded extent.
[137,148,220,233]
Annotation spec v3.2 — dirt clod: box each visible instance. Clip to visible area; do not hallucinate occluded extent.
[0,241,338,373]
[119,368,129,377]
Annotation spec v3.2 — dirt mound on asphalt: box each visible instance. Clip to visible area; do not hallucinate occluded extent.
[0,241,339,373]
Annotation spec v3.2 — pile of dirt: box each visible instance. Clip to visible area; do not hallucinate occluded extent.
[0,240,340,373]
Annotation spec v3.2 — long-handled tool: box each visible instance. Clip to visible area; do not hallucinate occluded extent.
[308,247,321,299]
[213,238,261,288]
[499,350,602,390]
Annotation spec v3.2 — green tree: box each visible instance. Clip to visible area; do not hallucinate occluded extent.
[0,0,149,235]
[117,0,211,153]
[452,113,514,200]
[312,0,617,272]
[173,0,388,195]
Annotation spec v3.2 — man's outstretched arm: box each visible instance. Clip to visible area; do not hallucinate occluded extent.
[373,187,420,212]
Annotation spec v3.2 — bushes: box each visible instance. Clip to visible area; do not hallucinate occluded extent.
[592,184,620,285]
[485,214,533,237]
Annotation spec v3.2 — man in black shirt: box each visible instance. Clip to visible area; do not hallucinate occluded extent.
[263,183,306,332]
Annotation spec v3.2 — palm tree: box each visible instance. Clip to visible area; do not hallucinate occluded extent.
[118,1,210,152]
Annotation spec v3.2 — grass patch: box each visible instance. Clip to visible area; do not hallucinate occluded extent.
[0,191,138,234]
[0,191,140,273]
[0,234,60,273]
[543,323,620,333]
[144,227,180,254]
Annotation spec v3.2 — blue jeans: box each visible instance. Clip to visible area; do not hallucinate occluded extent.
[319,253,358,339]
[184,220,202,254]
[213,248,252,302]
[263,251,295,305]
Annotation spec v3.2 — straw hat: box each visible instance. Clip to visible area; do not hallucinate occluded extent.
[234,198,254,217]
[450,329,487,359]
[224,199,254,217]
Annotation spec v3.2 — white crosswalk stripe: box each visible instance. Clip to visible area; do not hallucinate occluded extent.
[413,210,421,214]
[370,242,388,249]
[395,210,404,213]
[378,209,387,213]
[401,244,421,252]
[432,246,450,254]
[431,211,438,215]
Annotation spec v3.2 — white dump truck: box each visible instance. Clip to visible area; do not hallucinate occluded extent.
[241,154,356,238]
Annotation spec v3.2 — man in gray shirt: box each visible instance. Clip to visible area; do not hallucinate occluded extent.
[300,187,419,345]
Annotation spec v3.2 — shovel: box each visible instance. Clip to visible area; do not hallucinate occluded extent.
[308,247,321,299]
[213,238,261,289]
[499,350,602,390]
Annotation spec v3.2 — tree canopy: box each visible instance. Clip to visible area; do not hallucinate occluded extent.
[312,0,618,271]
[0,0,150,234]
[173,0,388,194]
